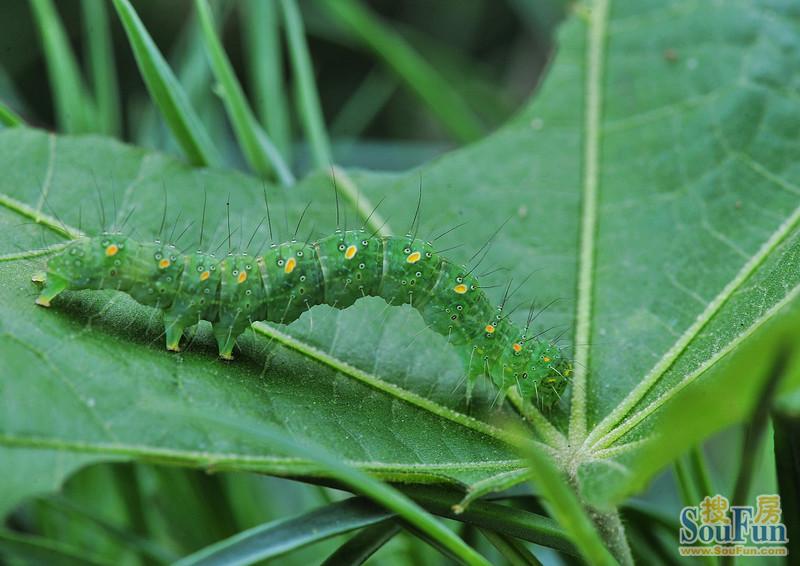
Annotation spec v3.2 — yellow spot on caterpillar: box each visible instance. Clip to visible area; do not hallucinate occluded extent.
[285,257,297,274]
[105,244,118,256]
[453,284,468,294]
[237,271,248,284]
[200,270,210,281]
[543,356,551,363]
[512,343,522,353]
[345,245,358,259]
[485,325,495,334]
[546,378,557,383]
[159,259,171,269]
[406,251,421,263]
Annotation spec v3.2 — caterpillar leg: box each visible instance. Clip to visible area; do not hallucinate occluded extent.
[163,315,186,352]
[213,324,236,361]
[464,347,482,405]
[33,273,67,307]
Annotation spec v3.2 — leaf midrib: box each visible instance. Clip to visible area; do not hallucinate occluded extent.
[568,0,610,447]
[0,432,527,477]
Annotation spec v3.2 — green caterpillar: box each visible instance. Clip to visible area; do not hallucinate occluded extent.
[33,229,570,408]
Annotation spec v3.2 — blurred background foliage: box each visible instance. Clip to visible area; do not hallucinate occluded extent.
[0,0,564,171]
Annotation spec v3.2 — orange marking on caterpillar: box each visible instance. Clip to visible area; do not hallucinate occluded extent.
[105,244,118,256]
[237,271,248,283]
[453,284,468,294]
[406,251,421,263]
[485,325,495,334]
[345,245,358,259]
[543,356,551,363]
[512,343,522,353]
[159,259,170,269]
[200,271,210,281]
[285,257,297,274]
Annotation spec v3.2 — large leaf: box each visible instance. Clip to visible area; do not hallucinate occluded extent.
[2,0,800,522]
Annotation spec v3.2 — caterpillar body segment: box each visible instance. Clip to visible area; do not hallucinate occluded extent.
[34,229,570,407]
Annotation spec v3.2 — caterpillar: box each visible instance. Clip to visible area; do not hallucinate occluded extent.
[31,229,571,408]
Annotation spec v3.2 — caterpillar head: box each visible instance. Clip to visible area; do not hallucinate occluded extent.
[502,339,571,408]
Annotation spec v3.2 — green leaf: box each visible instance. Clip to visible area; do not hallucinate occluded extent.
[0,448,109,519]
[4,0,800,556]
[175,498,392,566]
[111,0,221,167]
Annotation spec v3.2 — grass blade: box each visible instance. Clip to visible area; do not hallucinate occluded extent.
[400,485,574,555]
[730,345,791,508]
[773,410,800,558]
[518,440,619,565]
[176,498,391,566]
[241,0,292,161]
[721,345,792,566]
[81,0,121,136]
[280,0,333,168]
[330,67,397,138]
[321,520,401,566]
[480,529,542,566]
[129,8,223,153]
[111,0,221,166]
[172,409,491,566]
[29,0,94,133]
[0,100,24,127]
[194,0,294,185]
[35,495,176,564]
[0,529,108,566]
[688,445,714,499]
[320,0,484,143]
